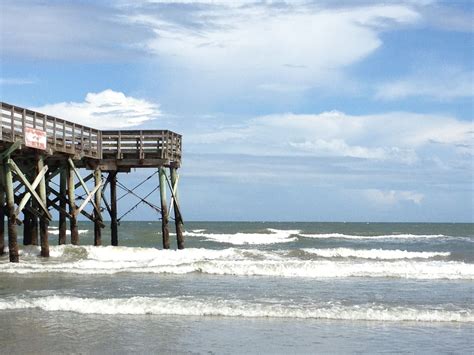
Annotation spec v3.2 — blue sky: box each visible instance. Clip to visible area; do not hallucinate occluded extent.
[1,0,472,222]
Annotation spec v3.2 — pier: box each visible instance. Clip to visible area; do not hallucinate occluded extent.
[0,102,184,262]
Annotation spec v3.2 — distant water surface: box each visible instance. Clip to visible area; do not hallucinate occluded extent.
[0,222,473,354]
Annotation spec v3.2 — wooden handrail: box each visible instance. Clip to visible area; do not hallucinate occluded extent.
[0,102,102,159]
[0,102,182,165]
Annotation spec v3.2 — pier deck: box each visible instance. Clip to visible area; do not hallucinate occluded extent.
[0,101,184,262]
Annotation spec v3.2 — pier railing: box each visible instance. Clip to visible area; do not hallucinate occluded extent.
[0,102,182,166]
[1,102,101,159]
[101,130,182,164]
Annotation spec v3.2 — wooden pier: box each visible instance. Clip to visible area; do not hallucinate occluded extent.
[0,102,184,262]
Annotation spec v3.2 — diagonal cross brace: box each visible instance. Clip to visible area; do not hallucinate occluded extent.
[68,158,101,216]
[15,165,48,217]
[0,141,22,161]
[164,172,183,222]
[48,187,105,227]
[8,159,52,220]
[168,173,179,215]
[49,173,94,206]
[75,182,102,217]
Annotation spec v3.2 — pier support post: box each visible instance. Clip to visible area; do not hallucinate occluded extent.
[59,167,67,245]
[30,212,38,245]
[23,169,33,246]
[110,172,118,246]
[4,161,18,262]
[37,155,49,257]
[159,167,170,249]
[94,168,102,246]
[22,206,32,245]
[0,165,5,255]
[170,167,184,249]
[68,163,79,245]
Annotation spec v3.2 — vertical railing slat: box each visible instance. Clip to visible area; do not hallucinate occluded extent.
[53,117,57,147]
[72,123,76,153]
[10,107,15,141]
[21,109,26,144]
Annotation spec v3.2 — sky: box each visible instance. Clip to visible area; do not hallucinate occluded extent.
[0,0,473,222]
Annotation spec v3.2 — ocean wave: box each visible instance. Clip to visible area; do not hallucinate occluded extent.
[299,233,470,241]
[301,248,450,260]
[0,245,472,280]
[47,229,89,236]
[0,295,471,323]
[184,228,300,245]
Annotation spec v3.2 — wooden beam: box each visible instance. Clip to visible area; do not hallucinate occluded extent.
[0,164,5,255]
[94,168,102,246]
[68,158,100,215]
[110,171,118,246]
[49,200,72,219]
[68,164,79,245]
[15,165,48,217]
[4,161,19,262]
[75,183,101,217]
[49,187,103,226]
[59,167,67,245]
[168,173,179,215]
[48,174,91,206]
[170,167,184,250]
[37,155,49,257]
[0,141,21,161]
[22,197,32,246]
[7,159,52,220]
[159,167,170,249]
[164,171,183,222]
[101,190,112,216]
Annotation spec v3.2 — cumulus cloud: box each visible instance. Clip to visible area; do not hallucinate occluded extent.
[33,90,161,129]
[375,67,474,100]
[364,189,424,205]
[186,110,473,163]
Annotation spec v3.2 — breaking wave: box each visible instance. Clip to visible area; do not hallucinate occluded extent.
[184,228,300,245]
[299,233,470,241]
[0,245,472,280]
[301,248,450,260]
[0,295,471,323]
[47,229,89,236]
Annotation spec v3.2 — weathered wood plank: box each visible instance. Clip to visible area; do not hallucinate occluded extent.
[37,155,49,257]
[159,167,170,249]
[8,159,52,220]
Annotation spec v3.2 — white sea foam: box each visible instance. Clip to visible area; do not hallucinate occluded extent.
[0,295,471,323]
[302,248,450,260]
[0,245,472,280]
[299,233,469,241]
[185,228,300,245]
[47,229,89,235]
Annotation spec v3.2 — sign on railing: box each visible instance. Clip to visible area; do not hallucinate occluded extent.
[25,127,47,150]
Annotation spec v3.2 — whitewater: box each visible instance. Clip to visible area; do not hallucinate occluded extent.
[0,221,472,353]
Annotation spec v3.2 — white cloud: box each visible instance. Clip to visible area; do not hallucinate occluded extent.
[364,189,424,205]
[33,90,161,129]
[186,110,473,163]
[129,3,420,89]
[375,67,474,100]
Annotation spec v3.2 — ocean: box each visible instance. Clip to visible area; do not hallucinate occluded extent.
[0,221,472,354]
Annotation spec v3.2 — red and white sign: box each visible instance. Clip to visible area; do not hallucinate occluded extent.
[25,127,47,150]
